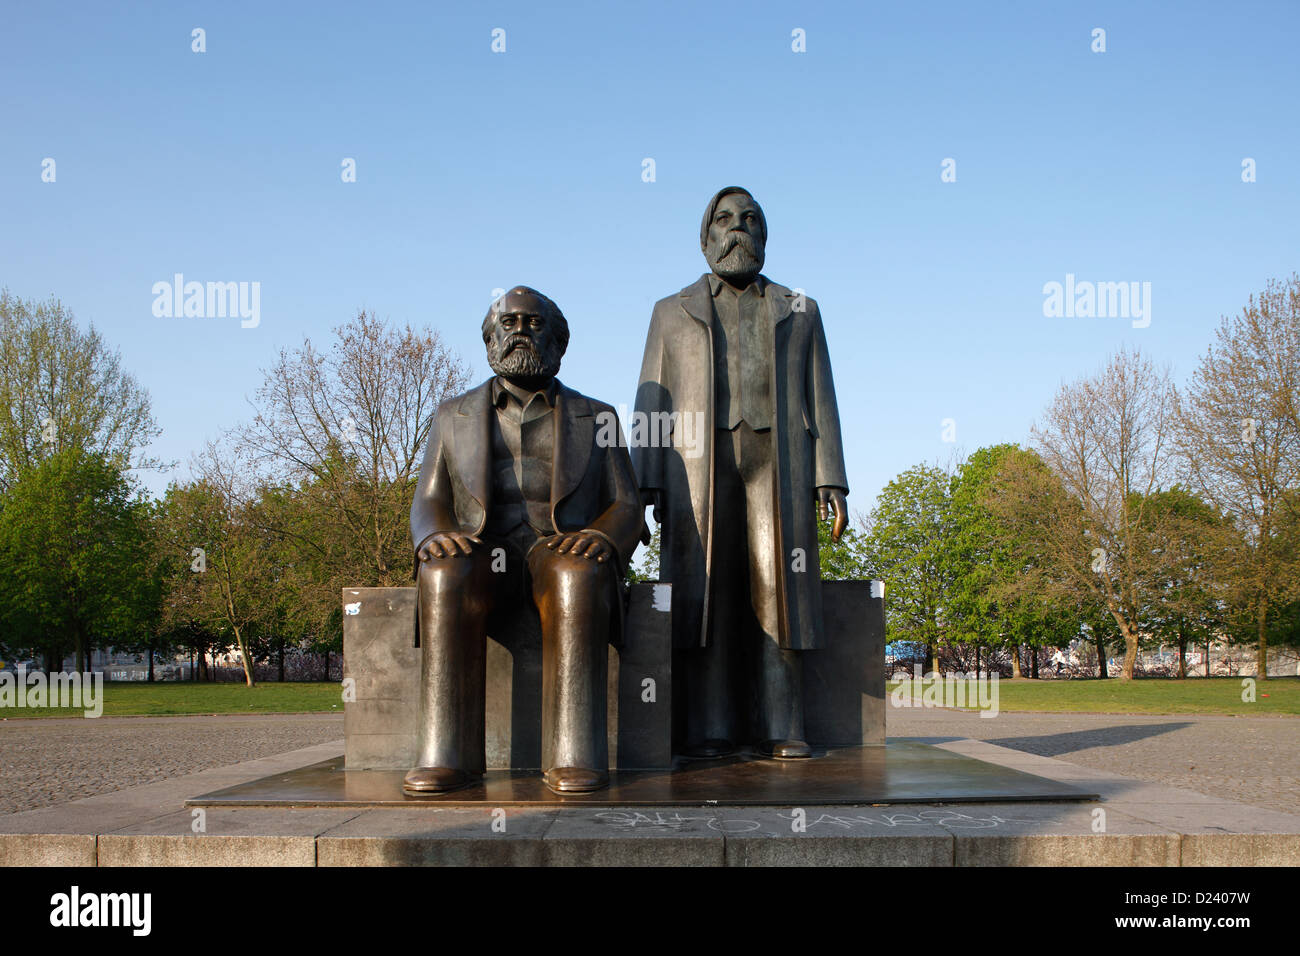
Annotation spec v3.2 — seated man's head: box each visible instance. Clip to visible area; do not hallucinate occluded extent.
[482,286,569,388]
[701,186,767,283]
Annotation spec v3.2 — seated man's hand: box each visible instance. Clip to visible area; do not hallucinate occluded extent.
[417,531,482,561]
[547,531,612,564]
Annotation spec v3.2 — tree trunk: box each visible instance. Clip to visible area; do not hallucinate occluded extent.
[1256,596,1269,680]
[147,646,155,683]
[1011,646,1022,679]
[975,645,980,678]
[323,650,330,682]
[1176,620,1187,680]
[278,638,285,683]
[1096,635,1107,679]
[232,624,255,687]
[1030,647,1039,679]
[74,631,85,675]
[1120,633,1138,681]
[1205,640,1211,678]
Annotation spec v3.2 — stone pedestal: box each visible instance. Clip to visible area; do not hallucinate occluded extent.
[804,580,887,746]
[343,583,673,770]
[342,578,884,772]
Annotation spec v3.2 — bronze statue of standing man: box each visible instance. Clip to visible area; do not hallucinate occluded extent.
[632,187,850,759]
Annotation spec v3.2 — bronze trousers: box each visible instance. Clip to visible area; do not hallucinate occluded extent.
[414,528,615,774]
[683,422,805,746]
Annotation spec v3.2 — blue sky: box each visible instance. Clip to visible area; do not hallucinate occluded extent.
[3,0,1297,529]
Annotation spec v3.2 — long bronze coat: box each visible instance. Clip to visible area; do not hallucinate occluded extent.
[632,275,849,651]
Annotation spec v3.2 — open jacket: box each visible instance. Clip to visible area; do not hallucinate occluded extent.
[410,377,644,642]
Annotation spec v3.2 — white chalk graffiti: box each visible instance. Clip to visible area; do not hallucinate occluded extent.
[592,808,1037,833]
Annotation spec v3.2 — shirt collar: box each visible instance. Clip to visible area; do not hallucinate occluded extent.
[493,376,558,409]
[707,272,767,297]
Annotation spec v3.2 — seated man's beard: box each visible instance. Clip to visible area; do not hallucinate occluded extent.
[708,231,765,280]
[488,338,561,380]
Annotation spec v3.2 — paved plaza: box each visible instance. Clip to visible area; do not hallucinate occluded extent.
[0,714,343,813]
[889,709,1299,815]
[1,708,1296,815]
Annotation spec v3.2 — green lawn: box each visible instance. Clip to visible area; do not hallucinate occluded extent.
[0,680,344,718]
[887,675,1300,716]
[3,675,1297,719]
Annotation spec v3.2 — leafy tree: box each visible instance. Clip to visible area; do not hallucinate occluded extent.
[859,464,955,672]
[949,444,1079,678]
[155,473,278,686]
[1140,486,1238,678]
[112,497,173,680]
[0,448,156,672]
[817,512,869,581]
[626,525,661,583]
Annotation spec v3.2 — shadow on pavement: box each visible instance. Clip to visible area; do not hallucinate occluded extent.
[985,722,1196,757]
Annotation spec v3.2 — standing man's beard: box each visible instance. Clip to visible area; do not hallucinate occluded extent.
[707,231,765,280]
[487,336,562,381]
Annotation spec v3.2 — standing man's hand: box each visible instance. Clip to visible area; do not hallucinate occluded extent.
[817,487,849,542]
[643,488,664,526]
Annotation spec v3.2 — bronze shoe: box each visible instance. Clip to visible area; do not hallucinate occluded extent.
[680,738,736,759]
[757,739,812,759]
[543,767,609,794]
[403,766,472,794]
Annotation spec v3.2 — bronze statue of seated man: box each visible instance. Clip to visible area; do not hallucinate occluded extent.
[405,286,642,795]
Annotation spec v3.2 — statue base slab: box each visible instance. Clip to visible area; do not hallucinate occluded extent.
[189,741,1097,808]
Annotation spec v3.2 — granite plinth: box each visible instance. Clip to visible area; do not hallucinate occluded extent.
[343,579,885,772]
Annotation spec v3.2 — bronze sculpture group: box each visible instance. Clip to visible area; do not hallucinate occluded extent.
[405,188,850,795]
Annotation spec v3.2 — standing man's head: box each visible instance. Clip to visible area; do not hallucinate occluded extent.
[701,186,767,284]
[482,286,569,388]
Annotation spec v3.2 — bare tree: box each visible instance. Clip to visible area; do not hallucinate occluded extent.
[232,310,470,591]
[1175,275,1300,679]
[997,347,1179,680]
[0,290,165,490]
[158,442,282,687]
